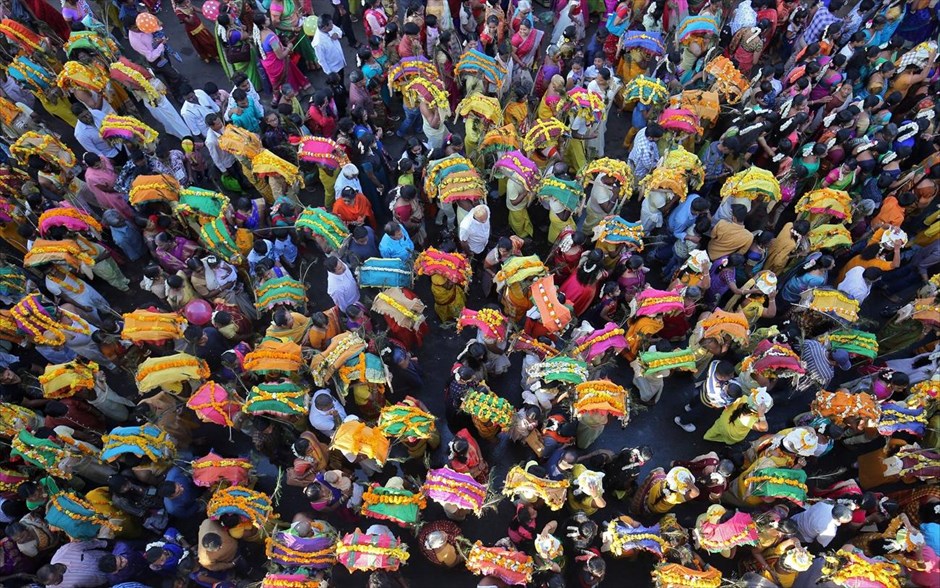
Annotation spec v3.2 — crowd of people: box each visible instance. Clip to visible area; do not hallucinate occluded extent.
[0,0,937,585]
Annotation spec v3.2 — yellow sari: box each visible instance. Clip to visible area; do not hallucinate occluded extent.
[430,274,466,322]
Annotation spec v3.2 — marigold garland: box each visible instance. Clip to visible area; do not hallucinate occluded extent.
[605,520,666,557]
[109,60,161,105]
[49,491,122,532]
[573,380,630,422]
[8,57,53,91]
[571,326,626,357]
[374,291,422,323]
[502,465,570,510]
[101,113,158,146]
[265,536,336,567]
[361,487,427,509]
[466,542,534,585]
[39,360,99,398]
[653,564,723,588]
[0,20,43,52]
[11,295,90,346]
[207,486,273,528]
[294,208,349,250]
[414,248,473,286]
[101,425,176,463]
[57,61,108,93]
[457,308,508,340]
[461,389,514,429]
[822,549,902,588]
[11,132,76,169]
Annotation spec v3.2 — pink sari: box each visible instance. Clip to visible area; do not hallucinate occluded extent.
[559,272,600,316]
[84,158,136,220]
[511,28,544,69]
[260,32,308,92]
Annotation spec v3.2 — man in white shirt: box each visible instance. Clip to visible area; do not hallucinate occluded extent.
[73,104,120,160]
[838,266,882,304]
[790,502,853,548]
[459,205,491,255]
[179,84,219,138]
[312,15,347,77]
[325,256,360,312]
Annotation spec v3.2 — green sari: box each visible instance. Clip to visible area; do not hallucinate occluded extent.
[269,0,317,67]
[224,27,262,89]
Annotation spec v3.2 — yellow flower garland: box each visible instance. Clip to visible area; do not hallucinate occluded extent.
[607,523,666,556]
[192,458,252,470]
[110,61,161,105]
[11,298,90,346]
[135,356,210,384]
[744,474,808,493]
[39,360,98,398]
[653,564,722,588]
[466,542,533,582]
[571,327,625,356]
[361,488,427,509]
[823,549,901,588]
[50,492,122,531]
[375,292,421,323]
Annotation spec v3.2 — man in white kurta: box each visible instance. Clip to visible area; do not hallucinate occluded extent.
[587,68,622,156]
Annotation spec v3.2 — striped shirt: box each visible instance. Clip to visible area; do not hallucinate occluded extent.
[50,540,110,588]
[800,340,833,390]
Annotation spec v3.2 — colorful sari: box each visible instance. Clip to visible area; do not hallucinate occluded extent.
[174,3,216,61]
[510,28,544,70]
[259,32,309,93]
[224,28,262,89]
[430,274,466,323]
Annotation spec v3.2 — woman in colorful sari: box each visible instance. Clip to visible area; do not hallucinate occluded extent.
[896,0,938,45]
[536,75,566,120]
[779,254,834,304]
[217,12,262,88]
[560,250,607,316]
[511,21,543,85]
[434,31,461,112]
[81,154,136,221]
[267,0,316,67]
[173,0,216,62]
[633,466,700,514]
[253,13,310,98]
[533,46,562,99]
[430,273,467,323]
[154,232,200,273]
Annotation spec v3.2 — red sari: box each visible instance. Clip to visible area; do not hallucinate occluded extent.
[385,288,429,351]
[174,5,216,61]
[559,271,600,316]
[449,428,490,483]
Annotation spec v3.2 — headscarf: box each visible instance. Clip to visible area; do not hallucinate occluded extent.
[333,163,362,199]
[308,389,346,433]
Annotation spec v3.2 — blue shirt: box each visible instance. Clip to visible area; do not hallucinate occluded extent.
[924,522,939,554]
[110,224,147,261]
[667,194,703,240]
[163,466,201,519]
[349,226,379,262]
[272,236,298,265]
[379,225,415,261]
[108,541,148,584]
